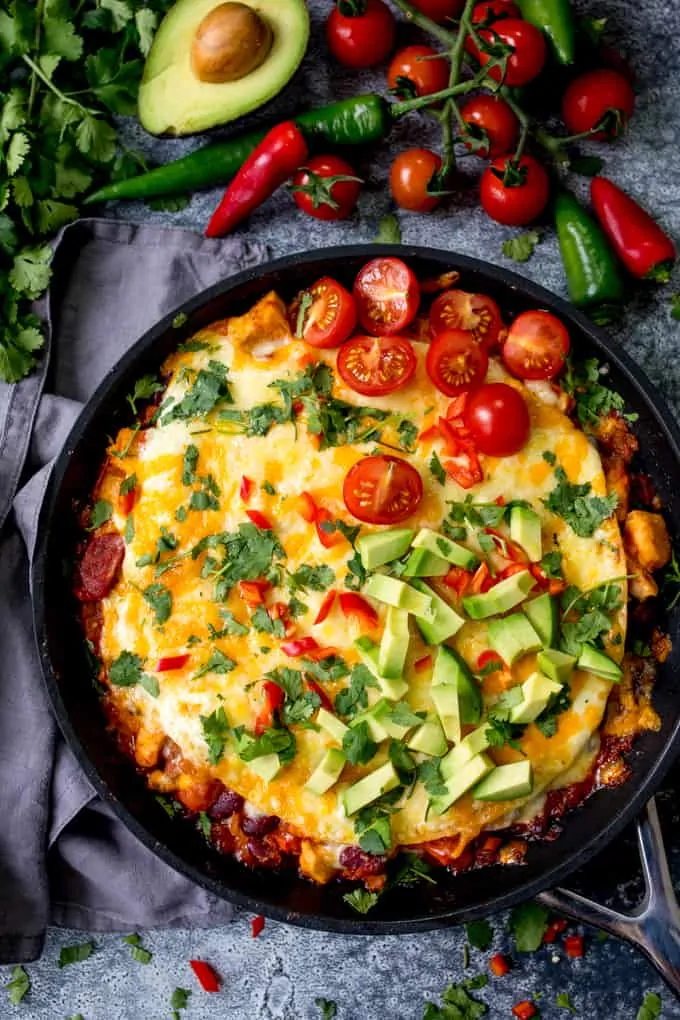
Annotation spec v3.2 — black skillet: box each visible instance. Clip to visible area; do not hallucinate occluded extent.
[32,246,680,993]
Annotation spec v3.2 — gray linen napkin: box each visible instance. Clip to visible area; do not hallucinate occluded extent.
[0,218,268,964]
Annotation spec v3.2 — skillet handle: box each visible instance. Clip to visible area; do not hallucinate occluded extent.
[538,797,680,998]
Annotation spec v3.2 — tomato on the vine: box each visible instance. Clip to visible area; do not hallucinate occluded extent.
[293,277,357,349]
[337,335,417,395]
[354,257,420,335]
[387,45,449,99]
[326,0,396,68]
[472,0,519,24]
[425,329,489,396]
[561,69,635,140]
[292,155,361,221]
[460,95,520,158]
[479,18,546,87]
[502,310,570,380]
[464,382,530,456]
[390,148,443,212]
[480,154,550,226]
[343,455,423,524]
[429,290,502,349]
[410,0,464,22]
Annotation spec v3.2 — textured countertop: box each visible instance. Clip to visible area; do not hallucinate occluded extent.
[8,0,680,1016]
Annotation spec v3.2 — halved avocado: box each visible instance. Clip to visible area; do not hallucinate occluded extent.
[139,0,310,136]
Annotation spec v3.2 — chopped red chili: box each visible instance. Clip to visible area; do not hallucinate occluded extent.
[512,1001,537,1019]
[189,959,221,992]
[314,589,336,625]
[339,592,378,627]
[489,953,510,977]
[155,654,190,672]
[543,918,568,944]
[238,579,270,607]
[251,915,265,938]
[246,509,272,530]
[240,476,254,502]
[281,637,320,657]
[564,934,584,958]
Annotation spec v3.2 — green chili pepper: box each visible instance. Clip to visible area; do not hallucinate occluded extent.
[554,191,624,325]
[516,0,576,65]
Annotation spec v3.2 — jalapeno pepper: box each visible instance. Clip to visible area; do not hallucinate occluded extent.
[590,176,676,283]
[516,0,576,64]
[554,190,624,325]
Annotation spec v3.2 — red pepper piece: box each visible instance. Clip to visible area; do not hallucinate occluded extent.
[529,562,567,595]
[339,592,379,627]
[443,565,473,597]
[478,650,505,671]
[206,122,309,238]
[512,1001,537,1019]
[238,579,270,607]
[119,487,136,515]
[255,680,286,734]
[414,654,433,673]
[307,678,334,711]
[543,918,568,944]
[281,636,320,657]
[468,562,492,594]
[315,507,343,548]
[189,959,221,993]
[499,562,530,580]
[314,589,336,625]
[445,394,468,421]
[564,934,584,958]
[297,491,318,523]
[156,654,190,672]
[591,176,676,282]
[417,424,440,444]
[240,476,254,502]
[484,527,527,563]
[251,915,265,938]
[246,509,272,530]
[489,952,510,977]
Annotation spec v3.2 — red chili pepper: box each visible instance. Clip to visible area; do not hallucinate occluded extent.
[543,918,568,944]
[591,176,676,282]
[307,678,333,711]
[240,476,254,502]
[246,509,272,530]
[477,650,505,671]
[484,527,527,563]
[297,491,318,523]
[445,394,468,421]
[529,562,567,595]
[442,434,483,490]
[417,424,440,444]
[255,681,285,735]
[206,122,309,238]
[189,959,221,993]
[281,636,320,657]
[468,562,492,594]
[314,589,336,625]
[499,562,530,580]
[489,953,510,977]
[315,507,343,548]
[339,592,379,627]
[414,654,433,673]
[512,1001,537,1019]
[443,565,474,596]
[251,914,265,938]
[156,654,190,672]
[495,495,506,506]
[238,579,270,607]
[119,487,136,515]
[564,934,584,958]
[303,645,340,660]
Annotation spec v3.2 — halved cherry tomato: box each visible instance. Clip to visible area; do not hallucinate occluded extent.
[414,654,433,672]
[189,960,221,993]
[337,335,417,396]
[479,18,546,87]
[480,154,550,227]
[464,382,530,457]
[562,69,635,140]
[478,650,505,671]
[387,45,450,99]
[326,0,396,68]
[119,486,136,516]
[281,637,320,657]
[489,953,510,977]
[426,329,489,397]
[307,678,334,711]
[292,157,362,222]
[240,475,254,502]
[339,591,379,627]
[460,95,520,158]
[502,310,570,381]
[353,258,420,335]
[564,934,584,958]
[246,509,272,530]
[314,589,337,624]
[315,507,345,549]
[238,579,270,607]
[251,915,265,937]
[293,277,357,347]
[390,148,443,213]
[512,1001,537,1019]
[430,290,502,350]
[443,438,484,489]
[411,0,464,21]
[156,654,190,672]
[343,455,423,524]
[296,491,318,523]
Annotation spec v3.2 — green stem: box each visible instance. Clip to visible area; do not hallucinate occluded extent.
[27,0,45,118]
[391,72,488,118]
[437,0,477,180]
[387,0,456,46]
[22,54,99,115]
[499,87,530,160]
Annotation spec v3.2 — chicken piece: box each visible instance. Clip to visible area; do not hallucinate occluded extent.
[595,410,639,463]
[228,291,293,359]
[627,555,659,601]
[651,628,672,664]
[624,510,671,572]
[603,455,630,521]
[134,727,166,769]
[298,841,337,884]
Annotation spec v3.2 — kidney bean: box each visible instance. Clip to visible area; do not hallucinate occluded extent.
[339,846,386,876]
[241,813,279,836]
[246,839,282,868]
[208,788,244,820]
[211,822,236,855]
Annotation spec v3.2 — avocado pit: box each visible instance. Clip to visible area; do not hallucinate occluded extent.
[191,2,273,84]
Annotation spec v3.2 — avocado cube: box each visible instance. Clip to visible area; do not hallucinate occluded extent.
[462,570,536,620]
[357,528,415,570]
[374,699,414,740]
[316,707,349,745]
[412,528,479,570]
[248,754,281,781]
[410,579,465,644]
[364,575,435,621]
[378,607,411,679]
[430,683,461,744]
[510,506,543,563]
[350,707,390,743]
[342,762,400,817]
[407,715,448,756]
[523,592,558,647]
[305,749,346,796]
[403,548,450,578]
[354,636,409,701]
[488,612,542,666]
[429,753,495,815]
[440,724,491,779]
[537,648,576,684]
[577,643,623,682]
[473,760,533,802]
[509,672,563,724]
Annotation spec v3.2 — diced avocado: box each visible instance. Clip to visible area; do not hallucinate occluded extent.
[354,637,408,701]
[342,762,400,816]
[248,754,281,781]
[462,570,535,619]
[357,528,415,570]
[374,699,414,740]
[350,707,389,743]
[407,715,448,756]
[523,593,558,647]
[510,506,543,563]
[537,648,577,684]
[432,645,482,724]
[410,579,465,644]
[430,684,461,744]
[440,725,491,779]
[473,760,533,802]
[488,612,542,666]
[403,548,450,578]
[305,748,346,795]
[577,643,623,682]
[509,672,563,724]
[412,528,479,570]
[378,607,411,679]
[316,707,349,745]
[430,753,495,815]
[364,575,434,621]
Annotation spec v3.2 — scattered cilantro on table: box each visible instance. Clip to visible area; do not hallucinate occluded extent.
[171,986,191,1018]
[637,991,662,1019]
[509,901,550,952]
[423,976,488,1019]
[5,965,30,1005]
[465,920,494,951]
[123,933,152,965]
[502,230,542,263]
[315,998,338,1020]
[58,941,94,967]
[556,991,577,1013]
[375,214,401,244]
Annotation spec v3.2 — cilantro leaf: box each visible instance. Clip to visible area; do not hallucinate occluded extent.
[235,725,296,764]
[109,650,143,687]
[200,707,230,764]
[540,550,563,578]
[161,361,232,424]
[343,888,380,914]
[509,900,549,951]
[252,605,286,638]
[561,357,634,428]
[88,499,112,530]
[5,965,30,1005]
[465,920,494,950]
[417,757,447,798]
[544,465,617,537]
[342,721,378,765]
[398,418,418,452]
[58,941,94,967]
[374,214,401,244]
[502,230,541,263]
[424,978,488,1019]
[171,987,191,1012]
[671,294,680,322]
[556,991,577,1013]
[430,450,446,486]
[212,609,249,637]
[143,583,172,626]
[334,664,377,718]
[315,999,338,1020]
[393,852,436,887]
[9,244,52,297]
[193,523,284,597]
[288,563,335,593]
[182,444,199,485]
[194,648,236,679]
[534,685,571,737]
[123,933,152,964]
[637,992,662,1020]
[265,667,320,725]
[127,375,163,414]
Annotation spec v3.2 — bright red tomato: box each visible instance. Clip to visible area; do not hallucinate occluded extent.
[326,0,396,68]
[353,257,420,335]
[472,0,519,24]
[343,455,423,524]
[502,310,570,380]
[390,148,443,212]
[337,335,417,396]
[387,45,449,99]
[561,69,635,140]
[479,19,546,87]
[411,0,464,22]
[293,276,357,348]
[426,329,489,396]
[460,95,519,158]
[480,154,550,226]
[464,382,530,457]
[292,155,361,221]
[429,289,502,349]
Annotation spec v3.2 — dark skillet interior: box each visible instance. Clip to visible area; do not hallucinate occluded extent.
[33,245,680,934]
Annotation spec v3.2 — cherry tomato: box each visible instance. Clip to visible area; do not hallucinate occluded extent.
[292,155,361,221]
[293,276,357,348]
[426,329,489,396]
[343,454,423,524]
[464,382,530,457]
[479,19,546,87]
[429,289,502,349]
[390,148,443,212]
[561,69,635,140]
[353,257,420,335]
[337,335,417,396]
[460,95,519,158]
[410,0,464,22]
[326,0,396,68]
[387,45,449,99]
[480,154,550,226]
[502,310,570,380]
[472,0,519,24]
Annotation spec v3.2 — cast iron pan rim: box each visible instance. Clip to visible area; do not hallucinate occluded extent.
[32,244,680,935]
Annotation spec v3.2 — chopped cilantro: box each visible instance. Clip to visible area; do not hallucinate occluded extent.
[636,991,662,1020]
[342,721,378,766]
[561,357,636,428]
[540,550,563,578]
[200,707,231,764]
[544,465,618,538]
[393,852,436,887]
[343,888,380,914]
[161,361,232,424]
[88,499,112,530]
[388,738,417,784]
[58,941,94,967]
[303,655,351,683]
[235,725,296,764]
[375,214,401,244]
[662,549,680,610]
[502,230,542,263]
[175,505,188,522]
[315,998,338,1020]
[334,664,377,717]
[509,901,549,952]
[194,649,236,680]
[143,583,172,626]
[417,757,447,798]
[448,496,530,529]
[556,991,577,1013]
[560,581,623,655]
[262,480,276,495]
[288,597,309,619]
[171,987,191,1014]
[387,702,424,727]
[465,920,494,951]
[423,977,488,1019]
[108,650,156,693]
[211,609,249,637]
[288,563,335,593]
[5,965,30,1005]
[265,667,321,725]
[127,375,163,414]
[430,450,446,486]
[354,787,403,854]
[120,473,137,496]
[534,686,571,737]
[193,523,284,598]
[124,514,135,544]
[397,418,419,452]
[123,933,152,964]
[182,444,199,485]
[251,605,286,638]
[173,313,189,330]
[542,450,556,466]
[295,290,314,338]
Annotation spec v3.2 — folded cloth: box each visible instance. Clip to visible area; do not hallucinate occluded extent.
[0,219,268,964]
